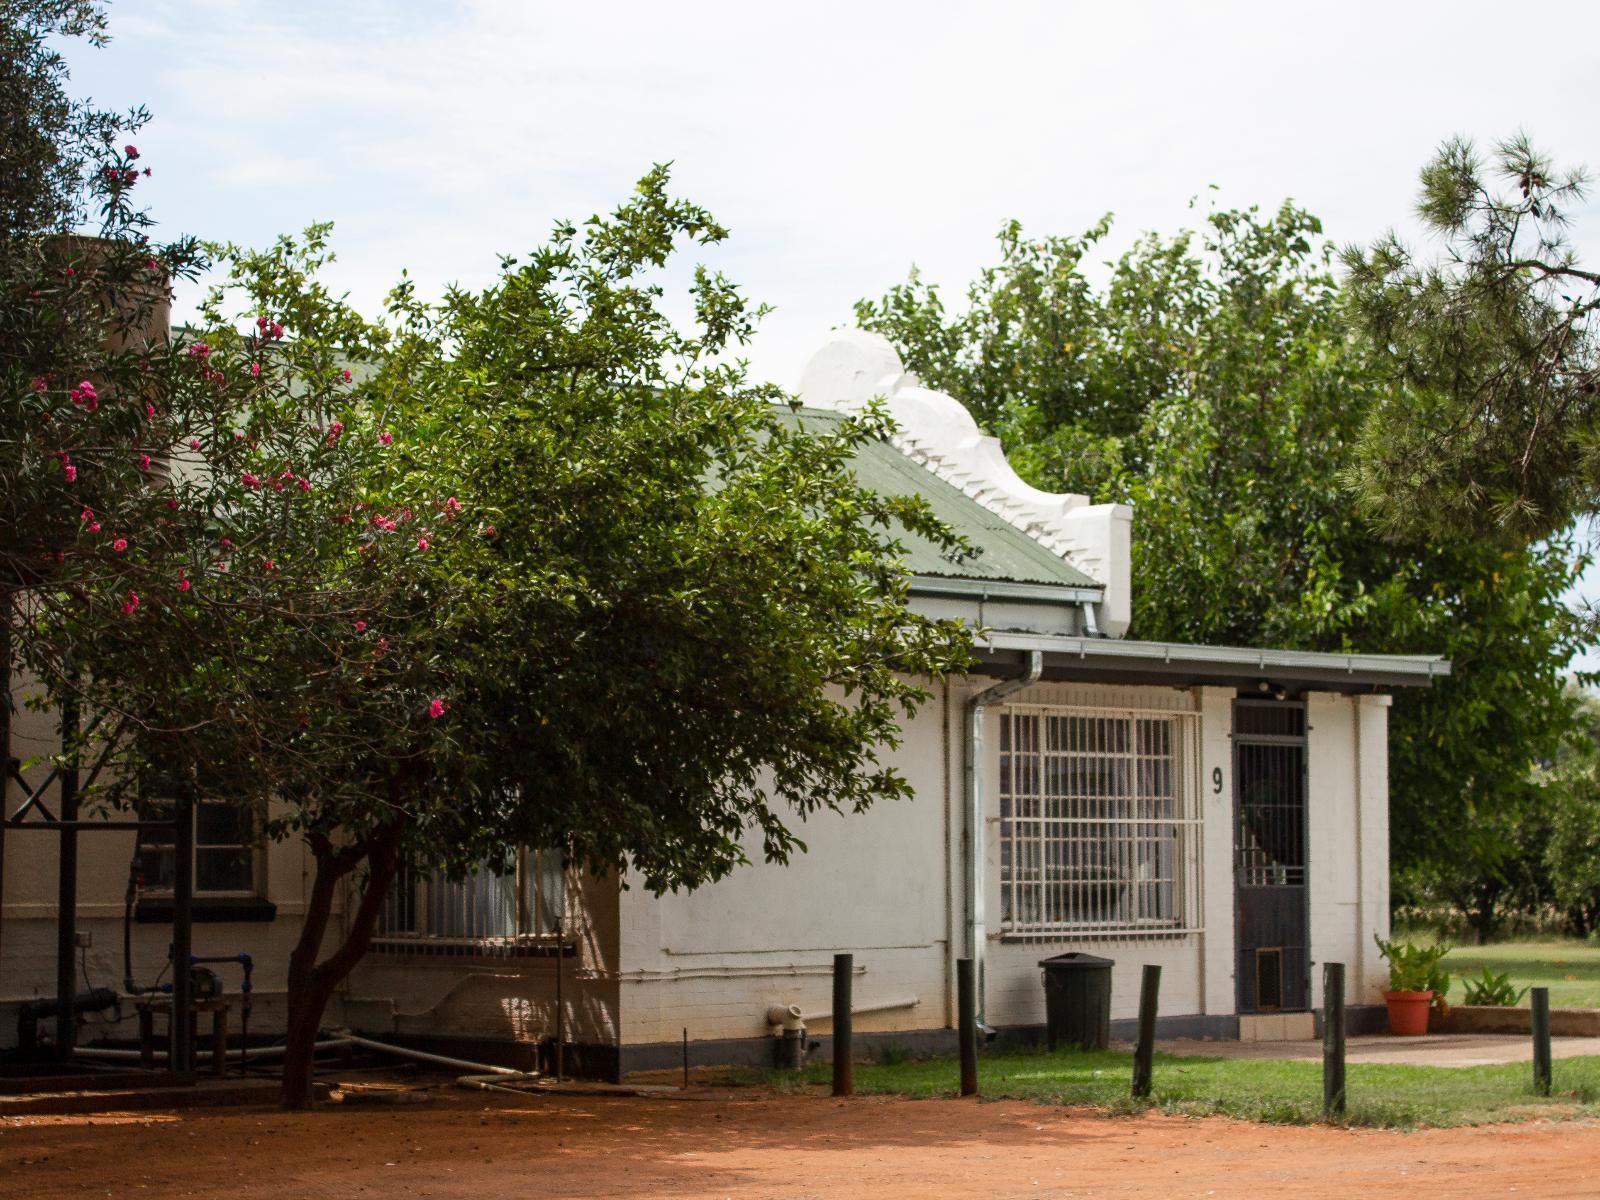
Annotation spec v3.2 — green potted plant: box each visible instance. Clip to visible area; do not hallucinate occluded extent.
[1373,935,1451,1035]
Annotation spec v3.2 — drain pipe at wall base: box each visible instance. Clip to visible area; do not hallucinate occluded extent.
[965,650,1043,1035]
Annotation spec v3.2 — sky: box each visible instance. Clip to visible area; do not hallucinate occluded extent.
[59,0,1600,664]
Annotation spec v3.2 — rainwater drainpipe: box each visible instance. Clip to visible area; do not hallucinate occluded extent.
[966,650,1042,1033]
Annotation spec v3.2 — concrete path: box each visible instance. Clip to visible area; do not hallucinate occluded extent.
[1155,1032,1600,1067]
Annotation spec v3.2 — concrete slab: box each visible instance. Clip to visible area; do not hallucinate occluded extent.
[1152,1033,1600,1068]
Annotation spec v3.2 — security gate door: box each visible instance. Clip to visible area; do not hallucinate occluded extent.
[1234,699,1309,1013]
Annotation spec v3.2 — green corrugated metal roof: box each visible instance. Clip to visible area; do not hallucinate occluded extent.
[778,406,1100,593]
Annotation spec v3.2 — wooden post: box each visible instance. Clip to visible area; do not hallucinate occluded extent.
[832,953,853,1097]
[682,1027,689,1090]
[1131,964,1160,1100]
[1322,962,1346,1118]
[957,957,978,1097]
[1532,986,1552,1097]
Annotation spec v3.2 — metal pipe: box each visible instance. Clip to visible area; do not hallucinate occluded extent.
[73,1038,353,1063]
[55,696,79,1063]
[342,1033,526,1076]
[170,787,193,1075]
[965,651,1042,1030]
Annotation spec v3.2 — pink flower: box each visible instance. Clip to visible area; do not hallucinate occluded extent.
[125,145,139,159]
[444,496,462,516]
[221,537,232,547]
[256,316,269,330]
[63,465,77,482]
[250,362,261,378]
[481,524,497,538]
[187,343,210,360]
[298,477,312,493]
[178,578,191,593]
[31,376,46,392]
[379,430,393,446]
[139,454,151,471]
[112,538,127,552]
[144,403,155,419]
[353,619,367,633]
[80,507,93,522]
[142,167,151,177]
[121,169,138,185]
[189,439,201,451]
[166,499,177,511]
[64,267,75,277]
[416,537,430,551]
[241,473,260,489]
[120,591,139,615]
[429,699,446,720]
[146,259,158,272]
[270,322,284,340]
[87,522,101,532]
[340,368,353,383]
[262,558,276,572]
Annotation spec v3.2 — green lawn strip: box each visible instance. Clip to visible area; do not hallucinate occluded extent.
[1443,941,1600,1009]
[738,1048,1600,1129]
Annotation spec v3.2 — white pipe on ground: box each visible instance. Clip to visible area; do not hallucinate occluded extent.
[341,1032,527,1076]
[72,1038,353,1062]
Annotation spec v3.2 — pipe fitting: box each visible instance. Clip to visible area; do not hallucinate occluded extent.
[765,1003,804,1031]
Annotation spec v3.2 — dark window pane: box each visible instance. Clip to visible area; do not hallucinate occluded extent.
[196,847,253,892]
[196,800,251,846]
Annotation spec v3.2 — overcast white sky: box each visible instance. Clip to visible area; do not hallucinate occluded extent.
[62,0,1600,663]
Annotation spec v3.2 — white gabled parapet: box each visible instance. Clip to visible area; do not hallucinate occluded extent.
[796,331,1134,638]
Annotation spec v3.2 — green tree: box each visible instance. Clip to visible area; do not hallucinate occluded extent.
[11,172,971,1107]
[858,201,1586,935]
[1342,134,1600,544]
[1538,691,1600,937]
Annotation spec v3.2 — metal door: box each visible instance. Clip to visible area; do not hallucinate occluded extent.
[1234,699,1309,1012]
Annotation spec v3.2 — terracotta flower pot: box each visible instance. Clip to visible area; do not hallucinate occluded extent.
[1383,989,1434,1036]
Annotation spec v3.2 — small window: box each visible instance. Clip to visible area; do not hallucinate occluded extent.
[375,848,565,955]
[137,796,259,897]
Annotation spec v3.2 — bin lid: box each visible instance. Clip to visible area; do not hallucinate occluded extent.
[1037,952,1114,969]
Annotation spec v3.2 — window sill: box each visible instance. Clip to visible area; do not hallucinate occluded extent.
[135,896,278,924]
[369,937,576,960]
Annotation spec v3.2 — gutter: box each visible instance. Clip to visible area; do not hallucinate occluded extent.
[965,649,1042,1033]
[910,575,1103,606]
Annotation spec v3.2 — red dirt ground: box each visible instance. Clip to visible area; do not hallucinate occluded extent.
[3,1088,1596,1198]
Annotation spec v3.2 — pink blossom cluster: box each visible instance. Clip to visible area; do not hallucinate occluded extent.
[70,380,98,410]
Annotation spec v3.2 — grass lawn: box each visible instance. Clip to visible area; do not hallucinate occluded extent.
[740,1047,1600,1129]
[1442,940,1600,1008]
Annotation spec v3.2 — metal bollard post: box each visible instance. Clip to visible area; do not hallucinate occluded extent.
[957,957,978,1097]
[1323,962,1346,1118]
[1532,986,1552,1097]
[832,953,853,1097]
[1131,964,1160,1100]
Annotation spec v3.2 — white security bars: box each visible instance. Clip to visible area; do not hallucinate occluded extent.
[375,848,565,954]
[998,705,1202,937]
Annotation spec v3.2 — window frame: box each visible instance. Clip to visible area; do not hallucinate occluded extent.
[372,847,568,957]
[136,795,263,900]
[996,703,1203,940]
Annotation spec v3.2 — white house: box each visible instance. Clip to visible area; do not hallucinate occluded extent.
[0,331,1448,1078]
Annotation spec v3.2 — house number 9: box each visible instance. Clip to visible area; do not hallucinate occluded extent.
[1212,767,1223,794]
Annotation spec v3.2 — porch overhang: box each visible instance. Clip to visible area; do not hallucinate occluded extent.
[975,630,1450,693]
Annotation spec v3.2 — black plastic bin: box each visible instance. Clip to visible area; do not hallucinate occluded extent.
[1039,952,1113,1051]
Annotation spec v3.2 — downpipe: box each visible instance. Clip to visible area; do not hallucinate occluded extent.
[965,650,1042,1033]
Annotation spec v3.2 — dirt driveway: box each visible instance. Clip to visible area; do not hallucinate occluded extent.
[3,1088,1596,1198]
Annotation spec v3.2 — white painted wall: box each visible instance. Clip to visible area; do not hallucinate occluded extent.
[1306,692,1392,1010]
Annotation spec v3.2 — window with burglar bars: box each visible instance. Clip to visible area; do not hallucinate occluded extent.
[998,706,1202,937]
[374,848,565,954]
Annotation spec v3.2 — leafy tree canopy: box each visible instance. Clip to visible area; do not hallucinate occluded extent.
[1343,134,1600,544]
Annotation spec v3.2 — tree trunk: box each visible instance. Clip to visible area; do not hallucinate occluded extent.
[280,820,406,1109]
